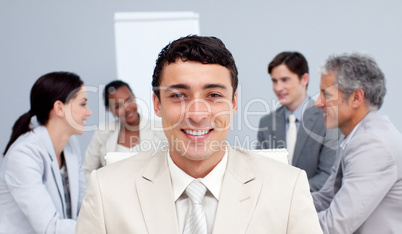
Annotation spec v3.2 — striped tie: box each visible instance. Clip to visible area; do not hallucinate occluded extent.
[183,180,207,234]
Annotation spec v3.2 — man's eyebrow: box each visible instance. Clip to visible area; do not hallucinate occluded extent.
[203,84,227,90]
[165,83,227,91]
[166,84,189,91]
[271,76,289,81]
[322,89,331,94]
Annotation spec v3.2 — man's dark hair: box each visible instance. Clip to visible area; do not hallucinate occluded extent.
[268,51,309,83]
[152,35,238,99]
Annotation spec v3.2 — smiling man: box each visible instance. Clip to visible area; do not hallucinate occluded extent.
[312,53,402,233]
[257,52,338,191]
[76,35,321,234]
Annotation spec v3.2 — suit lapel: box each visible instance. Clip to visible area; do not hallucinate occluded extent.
[64,144,79,219]
[213,148,262,234]
[136,152,179,234]
[37,126,67,218]
[49,154,67,218]
[106,120,120,153]
[333,142,344,193]
[292,100,318,165]
[273,107,286,145]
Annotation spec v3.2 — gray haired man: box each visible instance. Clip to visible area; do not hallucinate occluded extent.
[312,53,402,233]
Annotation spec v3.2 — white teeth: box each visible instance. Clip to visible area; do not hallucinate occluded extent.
[184,129,210,136]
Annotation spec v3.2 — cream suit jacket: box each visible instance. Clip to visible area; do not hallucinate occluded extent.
[76,147,322,234]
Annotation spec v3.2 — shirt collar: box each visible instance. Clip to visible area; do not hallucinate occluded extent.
[284,96,309,121]
[167,150,228,201]
[340,121,362,150]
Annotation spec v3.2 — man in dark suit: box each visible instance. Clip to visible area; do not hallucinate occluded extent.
[257,52,338,191]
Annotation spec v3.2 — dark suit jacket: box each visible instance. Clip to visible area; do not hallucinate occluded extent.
[257,99,338,191]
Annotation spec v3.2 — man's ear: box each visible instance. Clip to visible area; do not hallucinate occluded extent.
[232,91,238,115]
[351,89,365,108]
[153,93,162,117]
[301,73,309,88]
[53,100,65,117]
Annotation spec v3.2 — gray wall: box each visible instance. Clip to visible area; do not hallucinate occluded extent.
[1,1,401,163]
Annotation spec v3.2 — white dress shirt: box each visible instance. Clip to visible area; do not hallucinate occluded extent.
[167,150,228,234]
[284,96,309,131]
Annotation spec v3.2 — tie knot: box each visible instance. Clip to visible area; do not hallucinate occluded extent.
[288,114,296,123]
[185,180,207,204]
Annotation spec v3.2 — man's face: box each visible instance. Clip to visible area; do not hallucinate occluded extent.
[316,73,353,134]
[153,60,237,164]
[271,64,308,111]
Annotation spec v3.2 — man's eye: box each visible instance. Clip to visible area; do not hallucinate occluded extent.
[171,93,185,98]
[209,93,222,98]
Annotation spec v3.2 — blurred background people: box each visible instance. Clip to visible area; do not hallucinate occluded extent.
[257,51,338,191]
[0,72,91,233]
[83,80,165,181]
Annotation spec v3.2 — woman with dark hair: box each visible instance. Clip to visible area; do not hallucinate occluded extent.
[0,72,92,233]
[83,80,165,180]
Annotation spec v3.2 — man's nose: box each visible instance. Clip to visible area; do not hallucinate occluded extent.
[186,99,211,123]
[273,82,283,92]
[315,95,324,108]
